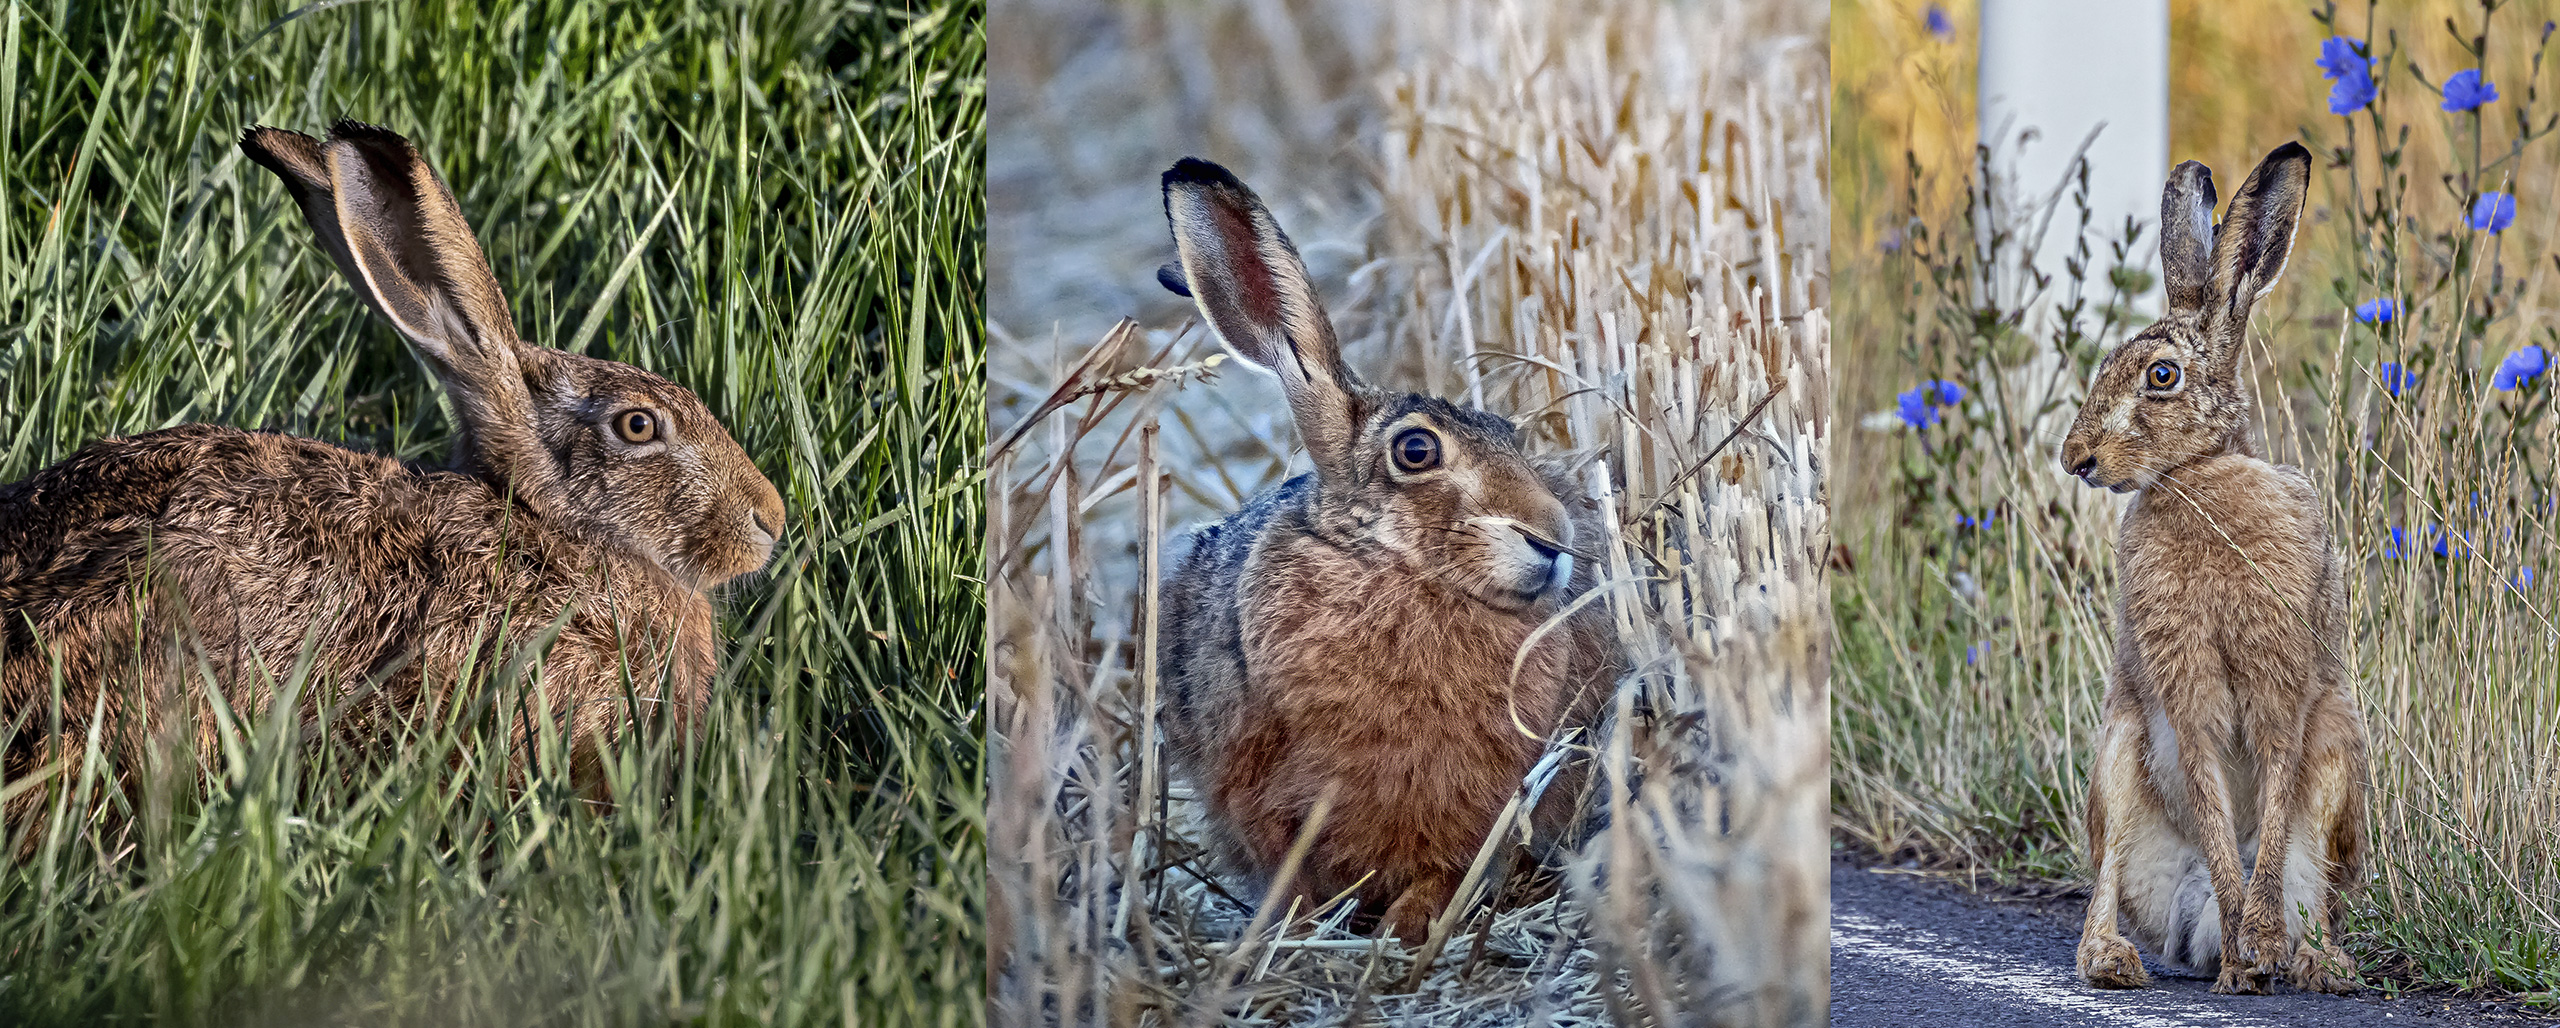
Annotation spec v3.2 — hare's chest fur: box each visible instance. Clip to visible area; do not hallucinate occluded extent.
[1172,509,1594,895]
[2113,455,2331,806]
[2117,455,2328,652]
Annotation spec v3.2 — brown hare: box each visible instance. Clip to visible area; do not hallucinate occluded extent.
[2059,141,2367,995]
[1153,158,1622,943]
[0,122,785,830]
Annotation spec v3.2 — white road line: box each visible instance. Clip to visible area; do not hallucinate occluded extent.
[1832,913,2277,1028]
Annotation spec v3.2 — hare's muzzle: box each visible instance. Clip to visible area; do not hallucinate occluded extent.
[1521,531,1571,595]
[2059,429,2103,488]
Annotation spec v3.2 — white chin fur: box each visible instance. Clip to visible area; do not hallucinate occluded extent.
[1550,552,1574,594]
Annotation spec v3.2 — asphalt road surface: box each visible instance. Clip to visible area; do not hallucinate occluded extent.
[1830,858,2549,1027]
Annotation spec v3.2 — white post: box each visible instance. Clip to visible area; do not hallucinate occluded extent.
[1978,0,2170,317]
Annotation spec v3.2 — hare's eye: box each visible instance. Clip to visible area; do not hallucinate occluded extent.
[1391,427,1442,472]
[614,409,658,444]
[2146,361,2181,390]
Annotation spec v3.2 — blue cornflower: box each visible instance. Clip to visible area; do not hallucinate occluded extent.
[2383,525,2410,559]
[1925,5,1953,38]
[1965,640,1987,666]
[2355,297,2397,325]
[2330,68,2377,114]
[2495,345,2546,390]
[2378,361,2416,397]
[1879,229,1903,254]
[2429,525,2472,559]
[2317,37,2368,80]
[2443,69,2500,111]
[2517,567,2537,589]
[1896,379,1966,429]
[2469,192,2518,232]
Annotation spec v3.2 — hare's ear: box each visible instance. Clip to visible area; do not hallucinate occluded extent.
[1162,158,1363,480]
[2205,142,2311,327]
[243,122,561,501]
[2159,160,2217,315]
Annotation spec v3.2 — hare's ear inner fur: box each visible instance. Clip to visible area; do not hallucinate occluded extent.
[1162,157,1363,481]
[2207,142,2312,322]
[2159,160,2217,314]
[244,121,562,504]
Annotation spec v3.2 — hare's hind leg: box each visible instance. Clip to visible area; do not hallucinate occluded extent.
[2078,719,2152,989]
[2282,705,2365,994]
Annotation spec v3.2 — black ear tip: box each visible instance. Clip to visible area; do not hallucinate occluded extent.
[327,120,409,151]
[1163,156,1245,194]
[2269,140,2312,163]
[1157,263,1192,297]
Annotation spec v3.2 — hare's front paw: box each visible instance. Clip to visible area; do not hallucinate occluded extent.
[2211,959,2272,995]
[1378,877,1454,946]
[2286,942,2358,994]
[2076,935,2150,989]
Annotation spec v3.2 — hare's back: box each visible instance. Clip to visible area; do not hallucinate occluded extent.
[0,425,662,703]
[1158,473,1312,758]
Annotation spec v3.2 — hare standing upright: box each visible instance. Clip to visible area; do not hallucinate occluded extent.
[2059,141,2366,995]
[0,123,785,829]
[1153,159,1622,943]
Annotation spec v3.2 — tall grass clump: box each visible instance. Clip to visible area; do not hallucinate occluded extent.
[1837,0,2560,998]
[987,0,1829,1024]
[0,0,985,1023]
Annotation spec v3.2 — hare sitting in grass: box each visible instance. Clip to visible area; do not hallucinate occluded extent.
[1153,158,1622,943]
[2059,141,2366,995]
[0,122,785,828]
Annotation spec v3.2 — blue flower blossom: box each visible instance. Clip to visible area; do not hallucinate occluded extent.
[2330,68,2377,114]
[2517,567,2537,590]
[2319,37,2376,113]
[2469,192,2518,233]
[2383,525,2410,559]
[2495,345,2546,390]
[2429,524,2472,559]
[2378,361,2416,397]
[2355,298,2397,324]
[1925,5,1953,38]
[2317,37,2368,80]
[2443,69,2499,111]
[1896,379,1967,430]
[1955,508,1999,531]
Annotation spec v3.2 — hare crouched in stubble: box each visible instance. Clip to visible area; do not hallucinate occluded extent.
[0,123,785,831]
[1153,158,1623,944]
[2059,141,2368,995]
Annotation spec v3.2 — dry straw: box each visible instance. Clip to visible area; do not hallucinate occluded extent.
[990,0,1830,1023]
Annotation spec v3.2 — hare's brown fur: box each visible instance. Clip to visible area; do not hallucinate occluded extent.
[2061,142,2367,995]
[0,123,781,832]
[1155,159,1620,942]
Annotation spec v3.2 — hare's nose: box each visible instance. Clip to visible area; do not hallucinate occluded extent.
[1519,529,1574,594]
[1521,533,1563,563]
[2067,455,2097,480]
